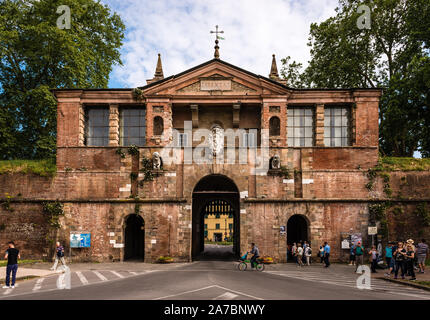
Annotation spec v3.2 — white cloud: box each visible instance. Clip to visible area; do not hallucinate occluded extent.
[103,0,339,88]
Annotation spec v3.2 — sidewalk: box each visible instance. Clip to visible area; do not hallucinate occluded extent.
[0,267,58,284]
[268,261,430,290]
[376,267,430,291]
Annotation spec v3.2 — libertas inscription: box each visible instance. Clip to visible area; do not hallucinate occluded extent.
[200,79,231,91]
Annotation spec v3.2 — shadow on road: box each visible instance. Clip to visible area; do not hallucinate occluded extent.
[193,244,237,261]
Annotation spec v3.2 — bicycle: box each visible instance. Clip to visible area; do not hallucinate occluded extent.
[237,253,265,272]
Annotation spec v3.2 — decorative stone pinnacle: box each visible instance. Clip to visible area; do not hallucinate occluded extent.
[269,54,280,80]
[154,53,164,80]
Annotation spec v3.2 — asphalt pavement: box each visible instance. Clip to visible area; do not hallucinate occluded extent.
[2,257,430,300]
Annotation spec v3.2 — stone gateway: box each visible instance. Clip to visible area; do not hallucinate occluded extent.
[4,47,406,263]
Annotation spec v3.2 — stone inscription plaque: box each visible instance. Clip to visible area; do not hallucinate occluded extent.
[200,80,231,91]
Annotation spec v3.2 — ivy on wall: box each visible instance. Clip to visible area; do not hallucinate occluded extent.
[42,201,64,229]
[368,202,390,239]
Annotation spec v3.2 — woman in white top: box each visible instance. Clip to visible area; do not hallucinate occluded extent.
[296,244,304,267]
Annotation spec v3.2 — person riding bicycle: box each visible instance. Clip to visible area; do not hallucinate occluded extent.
[249,243,260,269]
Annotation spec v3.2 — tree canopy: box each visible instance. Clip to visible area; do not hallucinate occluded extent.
[0,0,125,159]
[281,0,430,157]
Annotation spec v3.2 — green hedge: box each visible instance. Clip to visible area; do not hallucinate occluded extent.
[0,159,56,177]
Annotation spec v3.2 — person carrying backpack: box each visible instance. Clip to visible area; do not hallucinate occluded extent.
[305,244,312,266]
[354,241,365,273]
[50,241,67,271]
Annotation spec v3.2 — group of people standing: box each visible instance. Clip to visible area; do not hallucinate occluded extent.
[290,241,313,266]
[384,239,428,280]
[288,241,331,268]
[348,238,428,280]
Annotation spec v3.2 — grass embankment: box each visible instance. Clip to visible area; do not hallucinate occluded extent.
[0,159,56,177]
[0,260,43,267]
[204,241,233,246]
[379,157,430,171]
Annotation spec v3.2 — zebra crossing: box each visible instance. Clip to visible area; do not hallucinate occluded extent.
[1,269,153,298]
[265,270,430,299]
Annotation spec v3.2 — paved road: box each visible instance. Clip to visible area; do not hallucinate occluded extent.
[2,260,430,300]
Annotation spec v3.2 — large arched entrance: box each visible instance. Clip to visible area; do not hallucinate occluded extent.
[287,215,309,246]
[124,214,145,261]
[192,174,240,260]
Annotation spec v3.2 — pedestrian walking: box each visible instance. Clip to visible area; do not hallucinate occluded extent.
[319,245,324,264]
[405,244,416,280]
[385,242,393,268]
[50,241,67,271]
[384,242,394,277]
[2,241,20,289]
[296,244,303,267]
[393,242,407,280]
[369,245,378,273]
[302,241,308,264]
[305,244,312,266]
[349,243,356,266]
[416,239,428,274]
[323,242,330,267]
[354,241,365,273]
[292,242,297,264]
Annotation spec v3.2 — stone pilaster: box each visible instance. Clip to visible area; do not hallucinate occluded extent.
[315,103,324,147]
[78,104,85,146]
[109,104,119,146]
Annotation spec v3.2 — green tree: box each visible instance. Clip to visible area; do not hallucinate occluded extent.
[281,0,430,157]
[0,0,125,159]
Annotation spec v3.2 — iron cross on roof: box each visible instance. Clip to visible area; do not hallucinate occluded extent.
[210,25,224,59]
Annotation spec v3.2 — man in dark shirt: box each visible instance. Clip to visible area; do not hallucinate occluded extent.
[249,243,260,269]
[3,241,20,289]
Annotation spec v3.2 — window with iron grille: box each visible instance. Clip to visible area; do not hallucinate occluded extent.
[287,107,314,147]
[215,224,220,230]
[119,108,146,146]
[85,107,110,146]
[324,106,351,147]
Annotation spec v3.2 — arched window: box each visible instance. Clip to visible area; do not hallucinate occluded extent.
[153,116,164,136]
[269,116,280,136]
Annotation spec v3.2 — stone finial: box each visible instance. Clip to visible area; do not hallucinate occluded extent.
[269,54,280,80]
[214,39,220,59]
[154,53,164,80]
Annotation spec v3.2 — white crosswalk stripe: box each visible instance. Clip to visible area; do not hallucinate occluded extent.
[0,269,156,299]
[213,292,239,300]
[76,271,88,285]
[266,270,430,299]
[3,288,13,295]
[93,271,108,281]
[110,271,124,278]
[32,278,44,291]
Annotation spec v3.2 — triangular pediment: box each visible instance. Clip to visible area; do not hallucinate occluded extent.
[141,59,290,96]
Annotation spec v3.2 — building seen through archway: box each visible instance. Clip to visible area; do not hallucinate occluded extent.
[192,174,239,260]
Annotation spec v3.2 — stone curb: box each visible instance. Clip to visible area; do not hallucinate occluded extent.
[377,277,430,292]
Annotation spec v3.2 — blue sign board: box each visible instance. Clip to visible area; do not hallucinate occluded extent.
[70,233,91,248]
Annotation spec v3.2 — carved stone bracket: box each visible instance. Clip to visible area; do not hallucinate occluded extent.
[233,103,241,128]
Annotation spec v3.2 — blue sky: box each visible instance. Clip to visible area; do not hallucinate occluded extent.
[103,0,339,88]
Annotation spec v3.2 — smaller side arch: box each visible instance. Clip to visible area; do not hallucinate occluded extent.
[124,214,145,261]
